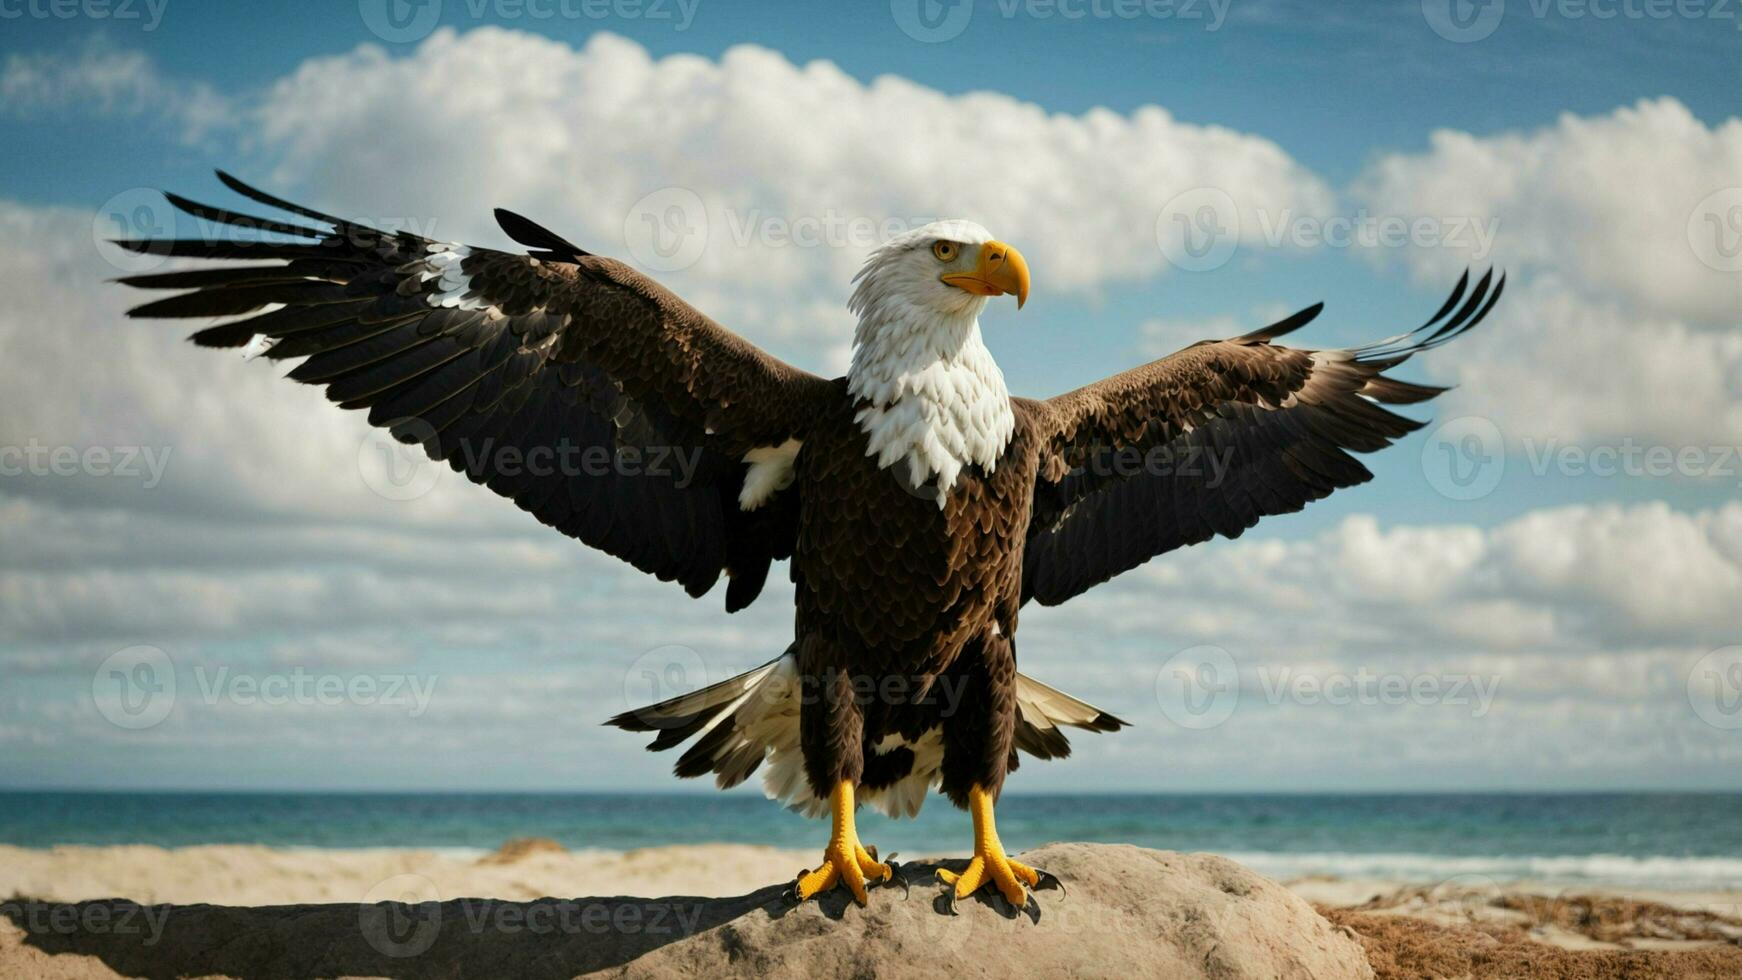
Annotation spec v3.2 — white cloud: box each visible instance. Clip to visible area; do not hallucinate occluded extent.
[1031,501,1742,663]
[1347,99,1742,451]
[1436,274,1742,449]
[1008,501,1742,785]
[1355,97,1742,326]
[0,42,230,140]
[1490,502,1742,639]
[249,27,1333,366]
[0,201,570,533]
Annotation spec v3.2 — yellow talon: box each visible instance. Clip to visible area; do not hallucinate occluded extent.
[792,780,893,906]
[937,784,1041,910]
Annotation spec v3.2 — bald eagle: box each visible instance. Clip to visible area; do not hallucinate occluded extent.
[117,174,1501,911]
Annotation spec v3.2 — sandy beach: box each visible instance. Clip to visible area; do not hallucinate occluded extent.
[4,840,1741,978]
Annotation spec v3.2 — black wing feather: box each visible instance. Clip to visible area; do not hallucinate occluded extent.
[117,175,813,610]
[1025,272,1501,607]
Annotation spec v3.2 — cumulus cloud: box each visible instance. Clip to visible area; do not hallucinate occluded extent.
[8,492,1736,790]
[1354,97,1742,326]
[1352,100,1742,450]
[1,42,230,140]
[1435,274,1742,449]
[1043,501,1742,656]
[0,201,574,532]
[1010,502,1742,785]
[247,27,1333,367]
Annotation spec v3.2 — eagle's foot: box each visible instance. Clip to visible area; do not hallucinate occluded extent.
[937,783,1048,913]
[936,845,1038,911]
[793,839,893,906]
[791,780,892,906]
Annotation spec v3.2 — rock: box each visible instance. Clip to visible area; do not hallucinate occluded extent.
[0,843,1373,980]
[478,837,569,865]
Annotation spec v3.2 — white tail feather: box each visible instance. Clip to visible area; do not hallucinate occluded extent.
[609,651,1123,820]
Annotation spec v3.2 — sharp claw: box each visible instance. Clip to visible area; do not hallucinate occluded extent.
[1035,870,1067,900]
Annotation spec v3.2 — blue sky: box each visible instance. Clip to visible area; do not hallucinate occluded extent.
[1,0,1739,794]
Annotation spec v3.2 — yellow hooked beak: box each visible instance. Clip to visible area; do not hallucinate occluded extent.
[942,240,1030,308]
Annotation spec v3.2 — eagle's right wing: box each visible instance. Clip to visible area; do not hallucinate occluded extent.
[1018,271,1504,607]
[116,173,838,611]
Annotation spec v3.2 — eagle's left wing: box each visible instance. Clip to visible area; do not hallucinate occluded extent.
[1017,270,1503,607]
[115,173,838,611]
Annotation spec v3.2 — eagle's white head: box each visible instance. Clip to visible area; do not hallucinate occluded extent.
[847,219,1030,327]
[845,220,1030,500]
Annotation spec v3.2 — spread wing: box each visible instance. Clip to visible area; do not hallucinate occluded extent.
[116,172,837,611]
[1018,270,1504,607]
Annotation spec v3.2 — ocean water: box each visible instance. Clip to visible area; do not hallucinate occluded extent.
[3,791,1739,890]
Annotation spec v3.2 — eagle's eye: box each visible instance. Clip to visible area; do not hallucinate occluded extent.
[931,241,958,262]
